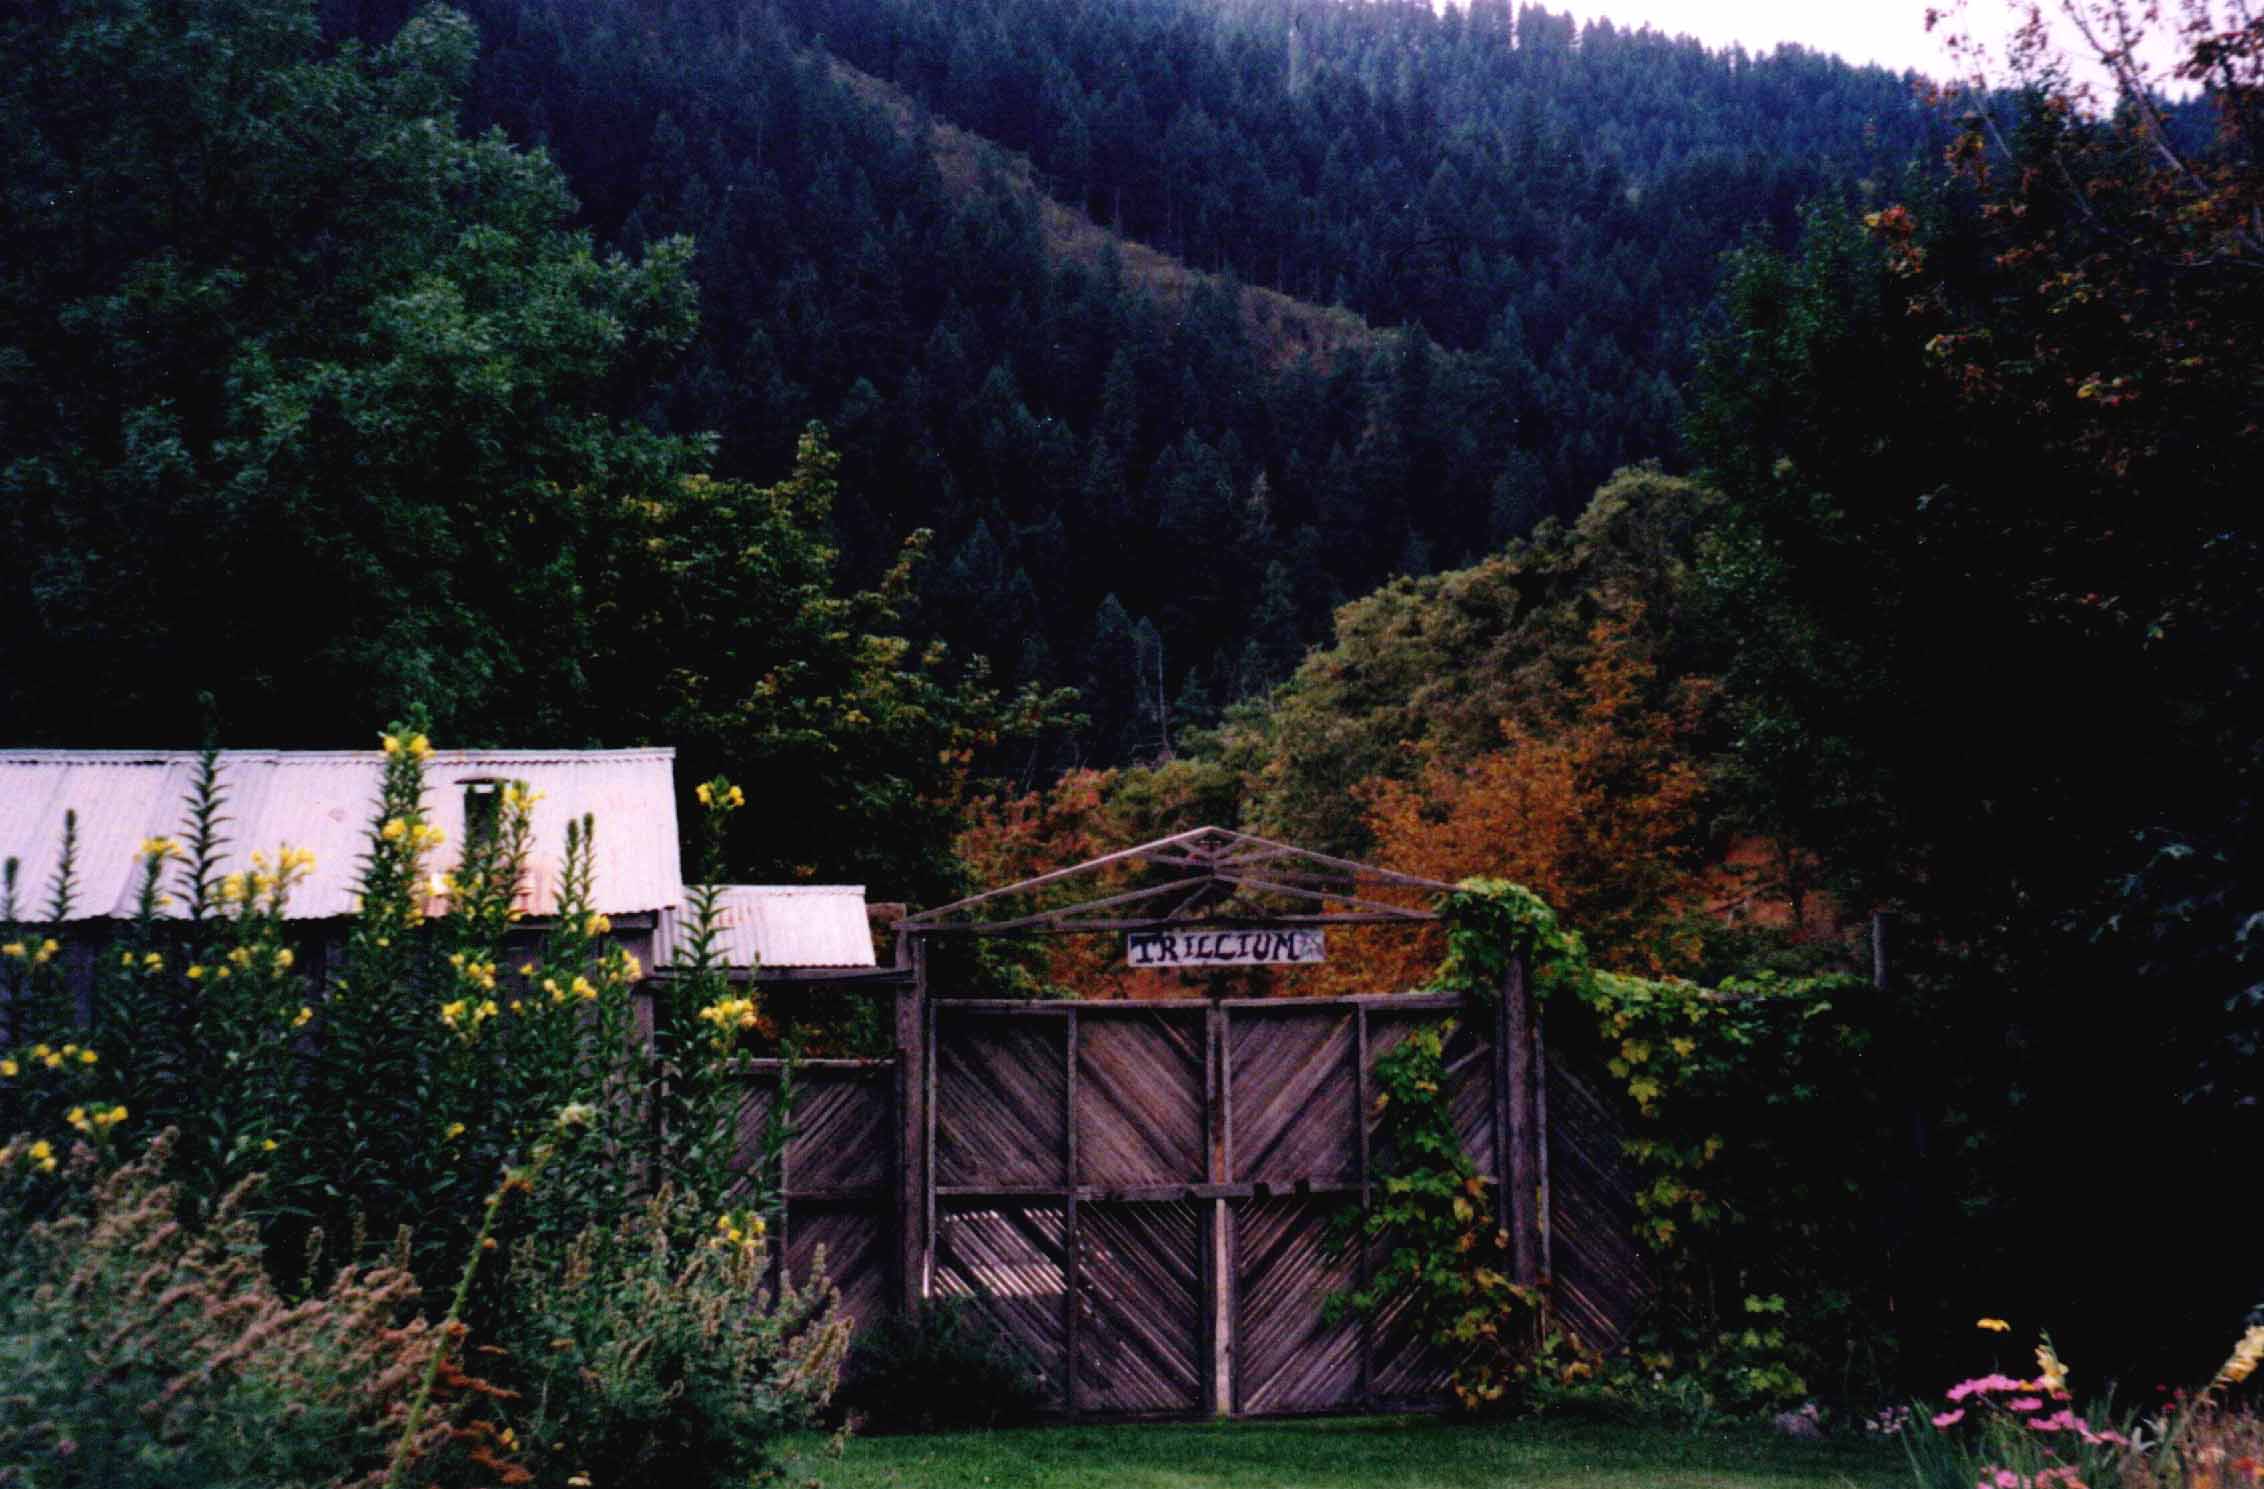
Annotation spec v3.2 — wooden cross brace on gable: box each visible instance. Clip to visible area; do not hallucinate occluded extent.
[895,825,1458,937]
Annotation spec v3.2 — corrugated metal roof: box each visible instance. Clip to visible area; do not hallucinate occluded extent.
[653,886,877,970]
[0,749,680,920]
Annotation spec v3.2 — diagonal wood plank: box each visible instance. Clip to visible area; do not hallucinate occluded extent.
[931,1201,1069,1408]
[1229,1009,1357,1184]
[789,1072,893,1194]
[936,1014,1068,1187]
[1234,1197,1362,1414]
[1078,1012,1205,1186]
[787,1201,891,1337]
[1076,1200,1204,1413]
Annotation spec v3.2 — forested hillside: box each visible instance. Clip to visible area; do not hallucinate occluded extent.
[290,0,1938,761]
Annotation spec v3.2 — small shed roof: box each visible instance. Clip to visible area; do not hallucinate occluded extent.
[653,886,879,972]
[0,748,681,921]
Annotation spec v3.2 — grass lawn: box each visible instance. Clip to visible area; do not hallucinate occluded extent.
[777,1415,1909,1489]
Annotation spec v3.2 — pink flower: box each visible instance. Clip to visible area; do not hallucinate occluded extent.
[1935,1409,1968,1428]
[1994,1469,2024,1488]
[1948,1373,2029,1402]
[2008,1397,2043,1412]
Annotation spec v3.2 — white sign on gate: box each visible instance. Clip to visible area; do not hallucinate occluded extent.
[1125,928,1326,968]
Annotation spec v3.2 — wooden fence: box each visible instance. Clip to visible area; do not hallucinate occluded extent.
[729,979,1641,1418]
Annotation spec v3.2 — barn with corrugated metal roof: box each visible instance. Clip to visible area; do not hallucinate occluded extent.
[0,748,895,988]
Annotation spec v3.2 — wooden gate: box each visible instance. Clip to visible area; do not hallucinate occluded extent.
[721,827,1643,1418]
[922,991,1517,1416]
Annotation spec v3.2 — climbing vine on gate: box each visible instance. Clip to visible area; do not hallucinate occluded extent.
[1394,879,1894,1411]
[1329,1019,1542,1410]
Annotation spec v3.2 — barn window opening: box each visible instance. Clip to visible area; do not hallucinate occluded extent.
[460,778,504,850]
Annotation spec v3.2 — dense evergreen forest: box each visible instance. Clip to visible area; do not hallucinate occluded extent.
[297,0,1937,758]
[5,0,2258,1405]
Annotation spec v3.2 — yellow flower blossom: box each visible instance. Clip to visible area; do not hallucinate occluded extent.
[229,946,253,968]
[619,952,643,980]
[571,975,597,1002]
[34,938,59,964]
[142,951,163,971]
[66,1106,90,1134]
[293,1006,314,1029]
[695,781,714,806]
[584,912,611,936]
[95,1104,126,1129]
[382,734,402,755]
[77,1048,97,1065]
[140,836,181,861]
[1977,1317,2011,1333]
[261,1138,278,1152]
[0,1059,16,1078]
[1,941,23,960]
[187,964,205,980]
[274,948,293,970]
[408,733,431,759]
[726,785,745,808]
[381,817,408,842]
[444,1121,466,1140]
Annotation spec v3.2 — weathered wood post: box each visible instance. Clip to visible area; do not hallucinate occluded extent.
[1498,952,1543,1285]
[893,927,928,1315]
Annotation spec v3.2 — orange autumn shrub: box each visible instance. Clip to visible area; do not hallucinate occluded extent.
[1334,605,1710,993]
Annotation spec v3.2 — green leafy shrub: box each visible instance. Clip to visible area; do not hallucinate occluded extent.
[500,1187,850,1487]
[835,1299,1049,1433]
[0,1130,513,1489]
[1437,879,1892,1414]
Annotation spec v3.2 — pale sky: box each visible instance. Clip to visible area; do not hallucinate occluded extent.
[1574,0,1959,75]
[1489,0,2184,91]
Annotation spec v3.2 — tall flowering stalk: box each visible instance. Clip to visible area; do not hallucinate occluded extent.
[1903,1320,2264,1489]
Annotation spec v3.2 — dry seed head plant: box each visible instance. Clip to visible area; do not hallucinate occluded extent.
[0,1130,503,1488]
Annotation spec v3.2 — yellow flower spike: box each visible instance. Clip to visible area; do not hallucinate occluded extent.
[1977,1317,2011,1332]
[2216,1325,2264,1387]
[2036,1340,2071,1394]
